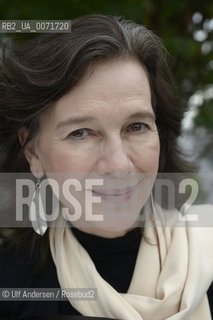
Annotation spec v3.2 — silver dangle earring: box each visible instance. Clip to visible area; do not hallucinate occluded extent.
[150,192,156,216]
[30,178,47,236]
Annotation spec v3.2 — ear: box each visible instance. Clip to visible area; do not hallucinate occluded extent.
[18,128,45,178]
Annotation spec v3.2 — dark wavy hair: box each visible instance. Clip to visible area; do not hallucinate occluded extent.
[0,14,191,266]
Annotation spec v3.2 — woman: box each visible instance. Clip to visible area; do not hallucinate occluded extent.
[0,14,212,319]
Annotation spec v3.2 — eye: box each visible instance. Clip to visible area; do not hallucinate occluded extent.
[127,122,150,133]
[68,128,91,139]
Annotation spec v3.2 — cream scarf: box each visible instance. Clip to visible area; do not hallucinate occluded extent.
[49,203,213,320]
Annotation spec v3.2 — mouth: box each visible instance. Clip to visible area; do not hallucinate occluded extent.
[89,180,142,199]
[92,187,133,196]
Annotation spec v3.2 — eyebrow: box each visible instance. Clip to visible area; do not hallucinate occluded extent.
[56,111,156,131]
[127,111,156,121]
[56,116,96,130]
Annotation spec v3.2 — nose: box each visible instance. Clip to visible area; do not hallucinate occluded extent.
[96,137,134,178]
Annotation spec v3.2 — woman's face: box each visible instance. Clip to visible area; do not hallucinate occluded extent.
[27,58,160,237]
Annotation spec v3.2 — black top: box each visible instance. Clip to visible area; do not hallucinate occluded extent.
[0,227,141,318]
[0,227,212,318]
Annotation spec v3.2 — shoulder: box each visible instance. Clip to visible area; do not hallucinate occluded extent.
[0,242,58,287]
[0,245,34,317]
[0,243,61,317]
[186,204,213,246]
[0,245,33,287]
[187,204,213,312]
[208,281,213,316]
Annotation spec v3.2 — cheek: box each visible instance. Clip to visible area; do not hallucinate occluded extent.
[133,138,160,173]
[38,144,95,174]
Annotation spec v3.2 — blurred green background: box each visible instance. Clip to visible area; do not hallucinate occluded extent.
[0,0,212,131]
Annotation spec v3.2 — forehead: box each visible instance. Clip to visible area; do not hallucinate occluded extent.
[69,58,150,99]
[43,58,152,124]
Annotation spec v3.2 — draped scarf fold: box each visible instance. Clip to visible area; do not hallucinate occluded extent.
[49,203,213,320]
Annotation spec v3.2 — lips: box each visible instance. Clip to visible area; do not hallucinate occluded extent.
[90,180,142,197]
[92,188,131,196]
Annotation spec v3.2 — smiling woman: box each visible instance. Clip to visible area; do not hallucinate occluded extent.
[0,14,212,319]
[25,58,159,237]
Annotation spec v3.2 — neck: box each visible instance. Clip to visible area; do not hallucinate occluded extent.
[70,221,140,239]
